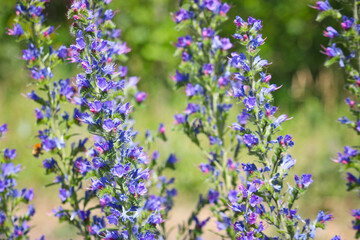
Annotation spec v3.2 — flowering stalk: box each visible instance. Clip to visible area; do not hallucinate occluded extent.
[0,124,41,240]
[314,0,360,237]
[172,0,333,239]
[8,0,102,238]
[171,1,235,238]
[227,15,336,240]
[67,1,175,238]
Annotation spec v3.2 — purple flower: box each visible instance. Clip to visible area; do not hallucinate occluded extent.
[96,76,109,91]
[167,154,178,166]
[233,221,245,232]
[74,157,92,175]
[280,154,295,170]
[219,3,230,15]
[249,194,263,207]
[338,116,351,124]
[176,35,192,48]
[0,124,7,137]
[7,23,24,36]
[220,37,232,50]
[314,0,332,11]
[2,162,21,176]
[79,112,95,124]
[316,211,333,223]
[204,0,221,12]
[341,16,354,30]
[27,204,35,217]
[228,190,238,203]
[89,100,102,113]
[152,151,160,161]
[234,16,246,27]
[111,163,130,178]
[43,158,56,170]
[272,114,288,128]
[0,211,5,225]
[174,9,190,23]
[103,118,114,132]
[322,43,344,67]
[4,148,16,160]
[331,236,341,240]
[323,26,338,38]
[243,96,256,110]
[76,74,90,88]
[104,9,114,20]
[174,114,186,124]
[242,163,257,173]
[23,188,34,201]
[193,216,210,229]
[243,134,259,148]
[128,181,147,196]
[202,27,215,38]
[237,110,250,125]
[91,178,105,191]
[336,146,358,164]
[148,212,163,225]
[171,70,189,83]
[295,174,313,189]
[208,188,219,204]
[59,188,70,202]
[203,63,214,75]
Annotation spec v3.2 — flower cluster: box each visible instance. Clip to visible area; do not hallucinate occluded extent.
[67,0,176,238]
[314,0,360,237]
[172,0,333,239]
[9,0,102,237]
[0,124,41,240]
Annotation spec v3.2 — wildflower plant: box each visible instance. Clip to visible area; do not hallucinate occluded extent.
[8,0,103,238]
[314,0,360,237]
[3,0,349,239]
[0,124,40,240]
[173,0,333,239]
[67,0,176,238]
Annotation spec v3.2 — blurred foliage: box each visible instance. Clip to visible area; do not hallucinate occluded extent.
[0,0,358,238]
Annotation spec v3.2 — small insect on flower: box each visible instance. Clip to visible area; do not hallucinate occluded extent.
[32,143,43,158]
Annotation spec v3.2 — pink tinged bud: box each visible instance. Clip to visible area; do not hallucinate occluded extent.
[74,15,80,20]
[136,92,147,103]
[107,58,112,63]
[243,35,248,41]
[341,22,347,29]
[96,146,104,154]
[357,80,360,86]
[264,75,271,83]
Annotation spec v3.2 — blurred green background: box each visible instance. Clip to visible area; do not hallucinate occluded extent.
[0,0,358,239]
